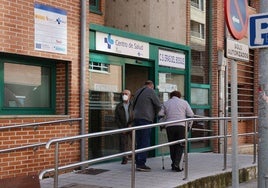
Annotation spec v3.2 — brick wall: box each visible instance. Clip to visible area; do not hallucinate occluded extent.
[0,118,81,179]
[209,1,259,152]
[90,0,105,25]
[0,0,105,179]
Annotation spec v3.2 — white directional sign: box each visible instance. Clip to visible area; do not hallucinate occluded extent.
[248,13,268,48]
[226,38,249,62]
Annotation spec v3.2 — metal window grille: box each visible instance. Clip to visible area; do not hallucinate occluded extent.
[227,50,255,116]
[89,62,109,73]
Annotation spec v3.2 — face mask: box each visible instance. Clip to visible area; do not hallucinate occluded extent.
[122,94,129,101]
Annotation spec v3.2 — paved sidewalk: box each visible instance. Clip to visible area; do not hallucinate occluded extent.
[40,153,257,188]
[235,179,257,188]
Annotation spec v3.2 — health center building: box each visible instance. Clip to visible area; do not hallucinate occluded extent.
[0,0,260,181]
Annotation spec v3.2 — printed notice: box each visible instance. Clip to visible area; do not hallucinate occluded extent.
[34,3,67,54]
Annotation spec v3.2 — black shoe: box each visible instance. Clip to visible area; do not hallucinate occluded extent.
[136,165,151,172]
[171,164,183,172]
[174,167,183,172]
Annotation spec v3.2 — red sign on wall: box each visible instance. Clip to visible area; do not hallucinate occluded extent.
[225,0,249,40]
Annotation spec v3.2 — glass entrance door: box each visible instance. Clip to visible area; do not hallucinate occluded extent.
[89,63,122,159]
[88,61,152,159]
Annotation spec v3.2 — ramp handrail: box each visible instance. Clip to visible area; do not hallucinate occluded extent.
[0,117,82,131]
[0,118,82,154]
[39,116,258,188]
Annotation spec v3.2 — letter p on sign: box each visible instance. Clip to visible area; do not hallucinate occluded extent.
[249,13,268,48]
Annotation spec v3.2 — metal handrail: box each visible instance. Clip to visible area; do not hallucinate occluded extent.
[0,118,82,131]
[0,142,47,153]
[39,116,258,188]
[43,116,240,149]
[0,118,82,154]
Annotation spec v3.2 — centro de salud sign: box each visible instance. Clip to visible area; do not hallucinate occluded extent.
[96,32,149,59]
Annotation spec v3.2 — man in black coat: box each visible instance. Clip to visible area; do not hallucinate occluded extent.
[115,89,133,164]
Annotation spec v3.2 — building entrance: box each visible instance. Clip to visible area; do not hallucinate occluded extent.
[88,61,152,159]
[125,64,150,94]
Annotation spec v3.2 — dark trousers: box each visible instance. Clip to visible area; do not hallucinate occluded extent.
[120,133,131,159]
[134,119,152,166]
[166,126,185,168]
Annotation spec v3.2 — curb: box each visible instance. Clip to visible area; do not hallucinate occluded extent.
[177,166,257,188]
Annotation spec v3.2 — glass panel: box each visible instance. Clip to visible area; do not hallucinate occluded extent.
[191,50,209,84]
[191,0,204,10]
[89,0,97,6]
[191,109,210,149]
[90,0,101,13]
[4,63,50,108]
[89,64,122,159]
[191,87,209,105]
[157,73,185,153]
[158,73,185,102]
[191,21,205,39]
[89,62,109,73]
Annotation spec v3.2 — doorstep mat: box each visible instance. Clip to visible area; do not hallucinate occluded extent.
[61,183,111,188]
[75,168,109,175]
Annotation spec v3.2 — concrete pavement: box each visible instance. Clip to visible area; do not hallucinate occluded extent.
[40,153,257,188]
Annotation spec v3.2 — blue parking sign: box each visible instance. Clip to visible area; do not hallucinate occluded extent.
[249,13,268,48]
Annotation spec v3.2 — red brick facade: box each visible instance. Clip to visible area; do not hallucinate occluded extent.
[0,0,260,179]
[209,1,259,152]
[0,0,103,179]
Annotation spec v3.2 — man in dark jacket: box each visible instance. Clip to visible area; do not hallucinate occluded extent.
[133,80,161,171]
[115,89,133,164]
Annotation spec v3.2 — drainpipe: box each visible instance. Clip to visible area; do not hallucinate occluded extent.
[80,0,86,165]
[208,0,212,118]
[218,50,226,153]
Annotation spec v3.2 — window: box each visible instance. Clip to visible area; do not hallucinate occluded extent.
[191,50,208,84]
[191,20,205,39]
[191,0,204,11]
[90,0,102,14]
[89,62,109,73]
[0,54,56,115]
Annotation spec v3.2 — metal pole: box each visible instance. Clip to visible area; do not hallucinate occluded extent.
[183,121,189,180]
[223,119,227,170]
[224,60,229,171]
[54,142,59,188]
[80,0,86,165]
[231,59,239,188]
[253,118,257,164]
[131,130,136,188]
[258,1,268,185]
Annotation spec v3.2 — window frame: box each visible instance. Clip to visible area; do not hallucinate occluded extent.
[191,20,205,39]
[191,0,204,11]
[89,61,109,73]
[0,53,56,115]
[89,0,102,15]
